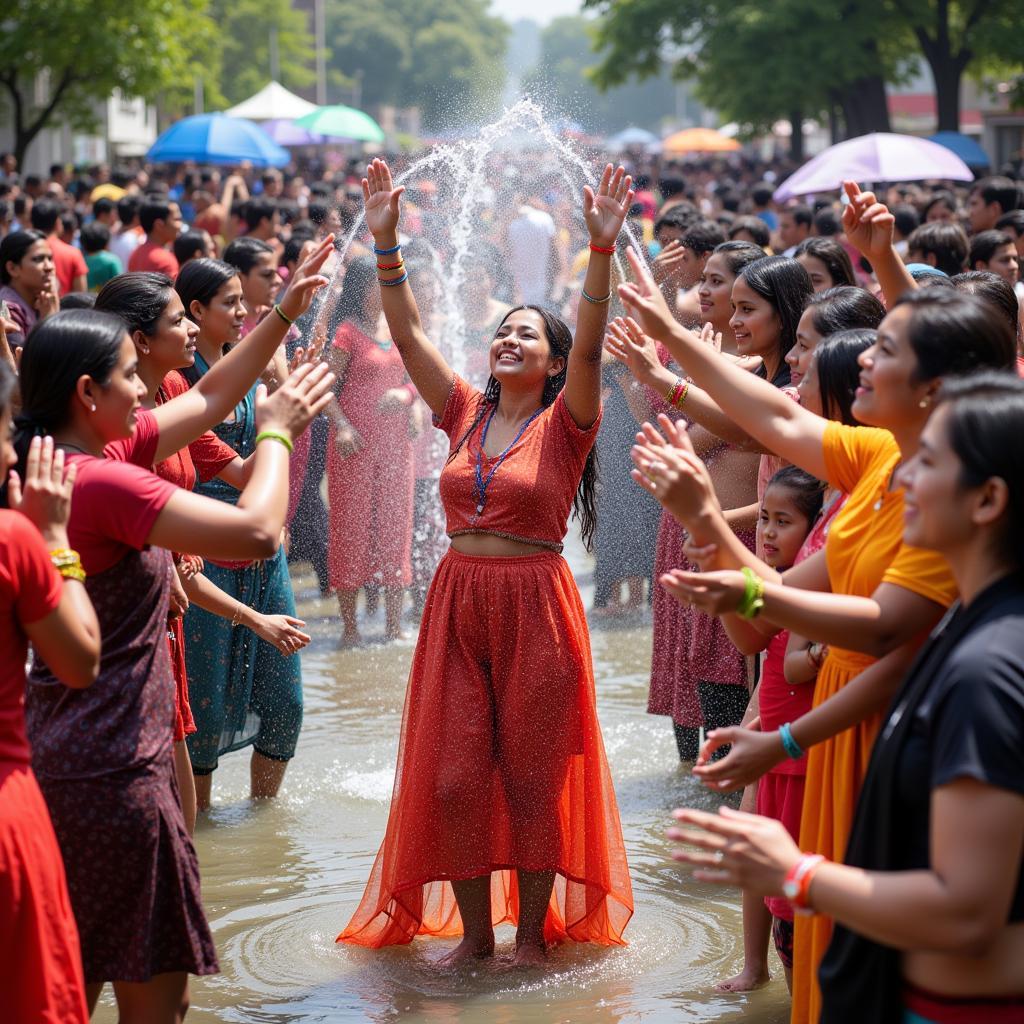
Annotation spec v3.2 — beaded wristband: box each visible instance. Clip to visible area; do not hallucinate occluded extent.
[581,287,612,304]
[376,260,404,272]
[779,722,804,760]
[736,566,765,619]
[589,243,616,255]
[255,429,294,454]
[379,271,409,287]
[272,303,294,326]
[373,242,401,256]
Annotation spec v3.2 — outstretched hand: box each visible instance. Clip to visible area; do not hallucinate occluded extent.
[660,568,747,616]
[277,235,334,322]
[583,164,635,249]
[362,158,405,241]
[605,316,663,385]
[841,181,895,263]
[618,246,681,344]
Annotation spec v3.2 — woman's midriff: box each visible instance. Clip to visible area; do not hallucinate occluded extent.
[450,531,554,557]
[904,921,1024,998]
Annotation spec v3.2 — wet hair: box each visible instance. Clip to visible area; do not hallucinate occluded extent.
[139,197,175,234]
[906,222,969,276]
[935,371,1024,567]
[764,465,825,526]
[12,310,127,475]
[807,285,885,336]
[969,177,1021,216]
[175,258,238,324]
[79,221,110,254]
[794,237,856,287]
[95,271,175,337]
[737,255,813,380]
[813,327,876,425]
[654,203,700,236]
[335,255,378,326]
[59,291,96,311]
[223,236,274,274]
[447,305,599,552]
[951,270,1021,349]
[710,239,767,277]
[0,229,47,284]
[728,215,770,249]
[969,229,1015,268]
[29,197,61,234]
[892,288,1016,382]
[173,230,210,267]
[681,220,726,255]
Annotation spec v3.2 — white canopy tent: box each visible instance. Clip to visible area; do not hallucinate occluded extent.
[225,81,316,122]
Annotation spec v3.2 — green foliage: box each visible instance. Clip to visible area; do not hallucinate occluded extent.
[521,15,678,133]
[324,0,508,130]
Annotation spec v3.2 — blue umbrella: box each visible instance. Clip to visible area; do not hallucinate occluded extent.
[927,132,990,169]
[147,113,291,167]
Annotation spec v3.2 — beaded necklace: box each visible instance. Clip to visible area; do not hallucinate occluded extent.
[471,402,544,521]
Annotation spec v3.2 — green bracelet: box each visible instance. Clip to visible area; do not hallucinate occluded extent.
[737,566,765,619]
[255,429,294,454]
[272,303,294,326]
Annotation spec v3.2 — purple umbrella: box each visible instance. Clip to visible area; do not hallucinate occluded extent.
[774,132,973,202]
[260,119,325,146]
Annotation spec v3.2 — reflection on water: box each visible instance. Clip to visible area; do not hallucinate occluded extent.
[95,542,791,1023]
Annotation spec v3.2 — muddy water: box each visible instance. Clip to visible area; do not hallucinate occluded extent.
[96,541,791,1024]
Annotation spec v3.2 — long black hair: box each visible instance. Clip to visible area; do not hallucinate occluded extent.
[737,255,813,384]
[711,239,765,277]
[950,270,1022,351]
[0,229,47,284]
[814,328,876,425]
[95,272,175,336]
[807,285,885,337]
[12,310,127,479]
[794,237,856,288]
[446,305,599,551]
[935,371,1024,568]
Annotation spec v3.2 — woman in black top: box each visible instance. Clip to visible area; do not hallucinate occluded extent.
[669,371,1024,1024]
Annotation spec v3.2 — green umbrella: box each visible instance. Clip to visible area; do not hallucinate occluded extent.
[294,105,385,143]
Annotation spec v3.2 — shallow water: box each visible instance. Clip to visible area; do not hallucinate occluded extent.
[96,540,791,1023]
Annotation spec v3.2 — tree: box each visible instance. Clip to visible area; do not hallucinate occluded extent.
[521,16,678,134]
[0,0,216,167]
[209,0,317,107]
[324,0,508,130]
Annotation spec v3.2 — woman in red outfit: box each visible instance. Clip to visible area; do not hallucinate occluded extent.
[326,256,417,644]
[339,159,635,966]
[0,366,100,1024]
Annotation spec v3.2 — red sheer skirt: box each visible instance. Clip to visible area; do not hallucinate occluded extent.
[338,549,633,948]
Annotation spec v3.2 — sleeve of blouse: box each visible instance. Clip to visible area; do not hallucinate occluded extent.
[432,374,477,439]
[103,408,161,467]
[553,390,602,465]
[188,431,238,483]
[76,460,178,551]
[882,544,959,608]
[930,638,1024,796]
[822,421,897,495]
[11,515,63,626]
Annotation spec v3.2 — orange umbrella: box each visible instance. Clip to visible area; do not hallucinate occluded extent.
[662,127,740,154]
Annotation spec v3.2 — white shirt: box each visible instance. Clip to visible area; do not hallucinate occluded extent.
[508,205,556,306]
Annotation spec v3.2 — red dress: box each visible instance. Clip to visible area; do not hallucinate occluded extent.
[339,376,633,948]
[326,323,414,591]
[0,511,88,1022]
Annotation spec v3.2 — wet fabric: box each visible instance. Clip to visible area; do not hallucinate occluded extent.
[792,422,958,1024]
[338,549,633,948]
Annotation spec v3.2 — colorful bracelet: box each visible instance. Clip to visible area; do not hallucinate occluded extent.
[782,853,825,913]
[779,722,804,760]
[589,243,616,255]
[376,260,404,272]
[373,242,401,256]
[379,271,409,287]
[272,303,294,326]
[736,566,765,619]
[50,548,86,583]
[581,287,612,304]
[255,429,294,454]
[666,376,690,409]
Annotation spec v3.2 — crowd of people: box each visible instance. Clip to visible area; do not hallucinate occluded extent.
[1,140,1023,1024]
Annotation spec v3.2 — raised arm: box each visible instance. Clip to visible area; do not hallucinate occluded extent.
[619,248,830,479]
[150,236,334,463]
[362,159,454,418]
[842,181,917,308]
[562,164,634,429]
[146,362,334,561]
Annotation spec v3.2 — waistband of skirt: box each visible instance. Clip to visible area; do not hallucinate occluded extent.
[442,547,565,567]
[904,981,1024,1023]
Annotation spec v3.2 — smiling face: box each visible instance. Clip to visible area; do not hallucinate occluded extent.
[698,252,737,330]
[785,307,824,387]
[489,309,564,391]
[135,292,200,373]
[757,484,813,569]
[192,275,246,346]
[91,334,147,441]
[796,253,835,293]
[797,350,822,415]
[852,304,933,429]
[729,277,782,359]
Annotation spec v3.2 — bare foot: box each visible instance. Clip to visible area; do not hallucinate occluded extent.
[384,628,409,643]
[437,936,494,969]
[714,966,771,992]
[511,941,547,968]
[339,629,364,649]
